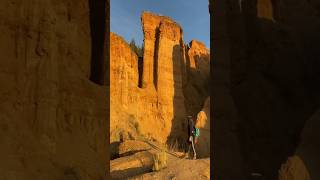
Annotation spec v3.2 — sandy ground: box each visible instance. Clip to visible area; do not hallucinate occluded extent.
[129,155,210,180]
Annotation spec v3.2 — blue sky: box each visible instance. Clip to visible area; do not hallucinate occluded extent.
[110,0,210,48]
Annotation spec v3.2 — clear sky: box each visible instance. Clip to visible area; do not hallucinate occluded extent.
[110,0,210,48]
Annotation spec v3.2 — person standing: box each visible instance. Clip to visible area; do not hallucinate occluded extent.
[186,115,200,160]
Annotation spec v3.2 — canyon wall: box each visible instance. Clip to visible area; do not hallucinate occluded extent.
[0,0,108,179]
[184,40,210,116]
[110,32,142,144]
[212,0,320,179]
[110,12,210,152]
[111,12,187,144]
[110,33,139,109]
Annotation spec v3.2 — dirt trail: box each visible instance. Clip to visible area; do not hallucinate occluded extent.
[129,153,210,180]
[110,138,210,179]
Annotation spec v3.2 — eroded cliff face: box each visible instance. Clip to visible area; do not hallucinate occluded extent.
[110,12,210,154]
[184,40,210,116]
[111,12,187,144]
[110,33,139,109]
[110,32,142,145]
[0,0,107,179]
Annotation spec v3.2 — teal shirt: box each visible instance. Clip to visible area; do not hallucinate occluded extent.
[194,127,200,137]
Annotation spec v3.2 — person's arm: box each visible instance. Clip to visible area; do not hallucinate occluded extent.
[189,119,194,135]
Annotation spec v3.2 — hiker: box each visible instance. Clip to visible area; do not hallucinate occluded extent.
[187,115,200,160]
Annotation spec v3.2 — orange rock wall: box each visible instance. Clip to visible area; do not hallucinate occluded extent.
[110,12,210,145]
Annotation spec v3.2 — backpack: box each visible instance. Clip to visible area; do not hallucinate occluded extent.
[194,127,200,137]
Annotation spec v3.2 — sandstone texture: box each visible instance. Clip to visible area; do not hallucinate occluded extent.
[278,156,310,180]
[0,0,108,179]
[110,151,154,179]
[110,11,210,156]
[110,32,139,115]
[118,140,151,157]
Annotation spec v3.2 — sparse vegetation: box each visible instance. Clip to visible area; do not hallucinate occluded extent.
[167,139,179,152]
[152,151,168,171]
[167,138,187,154]
[127,114,142,136]
[129,39,144,57]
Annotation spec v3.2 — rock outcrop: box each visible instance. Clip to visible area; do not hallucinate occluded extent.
[184,40,210,116]
[110,12,210,156]
[0,0,108,179]
[279,156,310,180]
[110,151,154,179]
[195,97,210,158]
[141,12,187,143]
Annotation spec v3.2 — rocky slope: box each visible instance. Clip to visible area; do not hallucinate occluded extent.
[110,12,210,158]
[0,0,108,179]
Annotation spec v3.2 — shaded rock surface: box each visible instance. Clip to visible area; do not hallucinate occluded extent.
[294,109,320,179]
[212,0,320,179]
[184,40,210,116]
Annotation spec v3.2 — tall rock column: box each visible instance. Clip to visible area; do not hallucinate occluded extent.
[156,19,186,141]
[141,12,160,89]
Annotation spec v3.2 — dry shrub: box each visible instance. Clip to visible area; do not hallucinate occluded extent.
[152,151,167,171]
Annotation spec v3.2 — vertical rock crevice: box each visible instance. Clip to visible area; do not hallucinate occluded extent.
[153,27,160,90]
[88,0,107,85]
[138,57,143,88]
